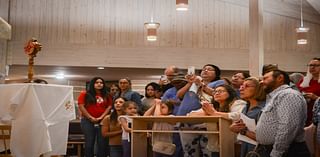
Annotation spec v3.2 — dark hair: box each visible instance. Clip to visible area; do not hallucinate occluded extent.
[241,72,251,79]
[85,77,109,105]
[222,77,232,85]
[110,83,120,89]
[201,64,221,81]
[144,82,161,98]
[122,101,137,113]
[110,97,127,124]
[161,99,176,115]
[312,57,320,61]
[212,84,238,112]
[272,70,290,85]
[119,78,132,91]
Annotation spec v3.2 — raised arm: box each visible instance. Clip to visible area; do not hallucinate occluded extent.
[153,99,162,116]
[176,75,195,99]
[143,101,156,116]
[119,117,132,133]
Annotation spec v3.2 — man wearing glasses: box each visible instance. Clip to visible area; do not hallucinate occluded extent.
[297,57,320,126]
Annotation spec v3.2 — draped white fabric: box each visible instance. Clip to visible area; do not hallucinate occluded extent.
[0,83,76,157]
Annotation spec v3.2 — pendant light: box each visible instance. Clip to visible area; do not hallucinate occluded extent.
[144,20,160,41]
[144,0,160,41]
[176,0,188,11]
[296,0,309,45]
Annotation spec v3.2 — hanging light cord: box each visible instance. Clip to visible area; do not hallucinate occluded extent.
[300,0,304,27]
[151,0,154,22]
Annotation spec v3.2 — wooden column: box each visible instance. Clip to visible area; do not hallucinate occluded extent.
[0,0,10,83]
[249,0,264,77]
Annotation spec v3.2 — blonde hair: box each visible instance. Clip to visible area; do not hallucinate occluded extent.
[244,77,266,102]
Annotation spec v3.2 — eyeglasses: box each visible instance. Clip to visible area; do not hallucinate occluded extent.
[307,64,320,68]
[202,68,215,72]
[240,84,256,89]
[212,90,226,95]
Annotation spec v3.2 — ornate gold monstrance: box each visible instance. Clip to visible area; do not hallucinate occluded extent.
[24,38,42,83]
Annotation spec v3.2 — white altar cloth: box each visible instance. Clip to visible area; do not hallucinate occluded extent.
[0,83,76,157]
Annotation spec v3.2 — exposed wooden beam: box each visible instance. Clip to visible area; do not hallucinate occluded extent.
[249,0,264,76]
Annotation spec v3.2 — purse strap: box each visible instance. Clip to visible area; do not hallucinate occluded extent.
[245,144,261,157]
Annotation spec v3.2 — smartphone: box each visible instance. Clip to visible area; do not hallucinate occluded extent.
[187,66,195,75]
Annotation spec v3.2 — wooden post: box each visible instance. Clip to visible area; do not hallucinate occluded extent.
[249,0,264,77]
[0,0,10,84]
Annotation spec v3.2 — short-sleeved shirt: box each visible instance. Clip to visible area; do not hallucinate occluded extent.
[118,115,133,141]
[162,87,181,115]
[78,91,112,118]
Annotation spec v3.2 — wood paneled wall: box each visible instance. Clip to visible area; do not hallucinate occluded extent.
[6,0,320,73]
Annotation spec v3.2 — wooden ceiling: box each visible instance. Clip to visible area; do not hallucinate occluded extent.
[1,0,320,82]
[307,0,320,14]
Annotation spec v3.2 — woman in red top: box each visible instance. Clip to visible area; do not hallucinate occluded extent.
[297,57,320,126]
[78,77,112,157]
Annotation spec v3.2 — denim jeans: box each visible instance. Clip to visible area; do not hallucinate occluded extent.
[80,118,108,157]
[110,145,123,157]
[317,123,320,144]
[172,132,183,157]
[122,140,131,157]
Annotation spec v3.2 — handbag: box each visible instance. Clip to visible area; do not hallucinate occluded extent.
[152,141,176,155]
[245,144,272,157]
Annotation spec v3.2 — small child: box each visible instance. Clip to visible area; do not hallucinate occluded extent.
[118,101,138,157]
[144,99,175,157]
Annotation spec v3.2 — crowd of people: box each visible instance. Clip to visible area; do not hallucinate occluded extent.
[77,57,320,157]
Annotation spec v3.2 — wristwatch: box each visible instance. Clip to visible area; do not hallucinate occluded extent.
[240,127,248,135]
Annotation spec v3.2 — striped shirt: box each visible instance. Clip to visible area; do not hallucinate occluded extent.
[256,85,307,157]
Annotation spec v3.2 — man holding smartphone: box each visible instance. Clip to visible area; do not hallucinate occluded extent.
[159,65,179,93]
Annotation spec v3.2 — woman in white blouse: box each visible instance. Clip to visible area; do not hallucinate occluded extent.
[202,84,246,121]
[186,84,246,156]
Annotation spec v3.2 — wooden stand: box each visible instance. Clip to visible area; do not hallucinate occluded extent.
[131,116,235,157]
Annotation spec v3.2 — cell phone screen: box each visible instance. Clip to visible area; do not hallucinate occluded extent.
[188,66,195,75]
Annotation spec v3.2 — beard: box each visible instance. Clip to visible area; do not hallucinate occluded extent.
[263,79,277,94]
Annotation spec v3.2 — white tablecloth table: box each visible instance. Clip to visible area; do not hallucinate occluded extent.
[0,83,76,157]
